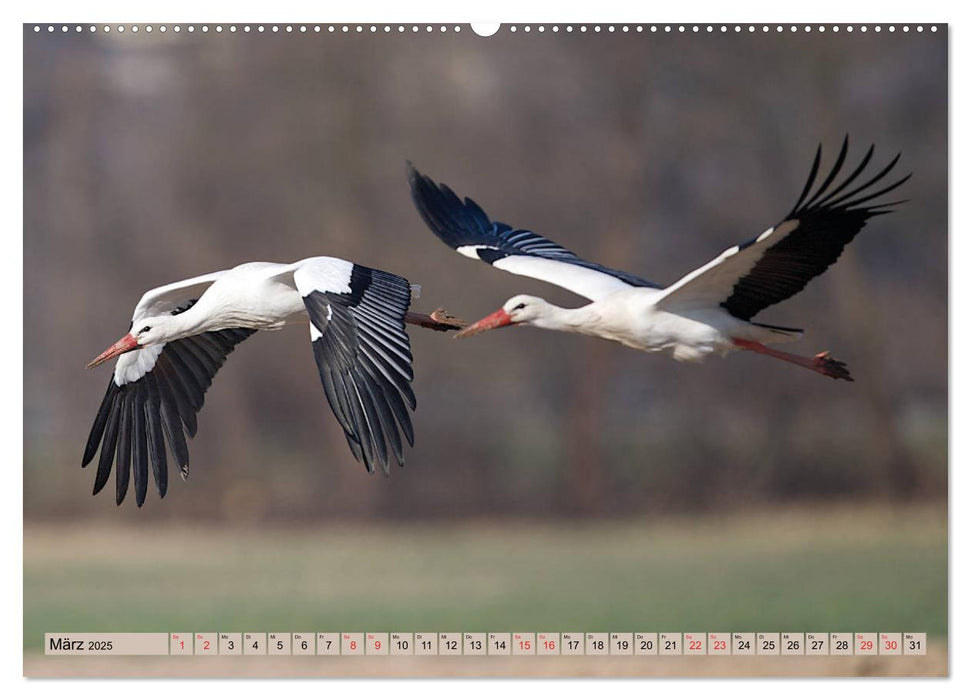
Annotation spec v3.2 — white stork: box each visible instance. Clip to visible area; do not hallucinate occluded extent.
[83,257,457,507]
[408,138,908,382]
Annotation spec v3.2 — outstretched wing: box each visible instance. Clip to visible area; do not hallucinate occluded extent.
[130,271,227,322]
[656,137,910,318]
[408,164,659,302]
[82,327,256,506]
[293,258,416,476]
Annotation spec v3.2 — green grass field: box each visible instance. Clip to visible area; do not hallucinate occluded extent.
[23,502,946,657]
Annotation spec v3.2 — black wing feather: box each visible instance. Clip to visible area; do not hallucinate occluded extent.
[165,345,207,415]
[82,382,115,467]
[155,368,191,477]
[82,328,255,505]
[408,163,660,289]
[143,374,168,499]
[155,354,199,436]
[93,395,121,496]
[721,138,909,321]
[132,384,149,507]
[115,395,133,505]
[303,265,416,476]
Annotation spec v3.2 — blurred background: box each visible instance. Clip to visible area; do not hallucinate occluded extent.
[23,24,947,665]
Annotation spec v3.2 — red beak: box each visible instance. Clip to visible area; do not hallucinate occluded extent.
[87,333,138,369]
[454,308,514,339]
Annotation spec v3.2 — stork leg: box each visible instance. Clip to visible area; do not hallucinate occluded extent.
[404,307,467,332]
[732,338,853,381]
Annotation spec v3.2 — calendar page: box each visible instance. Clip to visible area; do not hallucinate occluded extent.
[22,20,947,678]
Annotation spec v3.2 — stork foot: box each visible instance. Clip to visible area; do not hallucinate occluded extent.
[813,351,853,382]
[733,338,854,382]
[404,308,466,332]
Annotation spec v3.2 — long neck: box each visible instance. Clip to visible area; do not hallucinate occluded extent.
[531,303,602,334]
[158,304,219,342]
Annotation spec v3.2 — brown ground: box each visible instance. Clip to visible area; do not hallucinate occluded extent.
[25,642,947,678]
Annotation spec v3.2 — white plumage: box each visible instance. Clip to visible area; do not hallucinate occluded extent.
[84,256,420,506]
[409,138,908,380]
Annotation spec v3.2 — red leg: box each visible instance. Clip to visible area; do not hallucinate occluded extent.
[732,338,853,381]
[404,308,466,332]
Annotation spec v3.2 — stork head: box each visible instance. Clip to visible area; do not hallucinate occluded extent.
[86,316,175,369]
[454,295,550,339]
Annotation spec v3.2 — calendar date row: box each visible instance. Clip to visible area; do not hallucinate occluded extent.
[46,632,927,656]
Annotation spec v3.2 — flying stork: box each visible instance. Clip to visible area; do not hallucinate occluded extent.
[83,257,461,506]
[408,138,908,381]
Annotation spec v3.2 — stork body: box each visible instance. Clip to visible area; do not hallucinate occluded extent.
[409,138,908,380]
[84,256,430,506]
[500,289,787,360]
[171,262,309,331]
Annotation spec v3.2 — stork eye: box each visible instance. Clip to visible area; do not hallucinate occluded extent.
[512,303,526,311]
[139,326,151,334]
